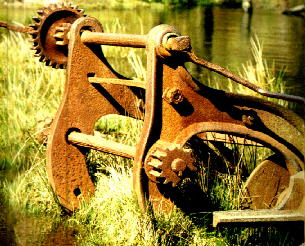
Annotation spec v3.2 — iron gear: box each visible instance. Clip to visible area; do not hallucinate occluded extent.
[144,141,197,187]
[30,3,85,68]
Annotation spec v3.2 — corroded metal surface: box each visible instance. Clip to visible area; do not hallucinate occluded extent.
[2,3,305,241]
[242,155,290,209]
[30,4,85,68]
[144,140,196,187]
[46,17,143,210]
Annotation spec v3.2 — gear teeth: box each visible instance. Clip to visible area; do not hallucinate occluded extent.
[55,26,66,32]
[37,10,44,15]
[56,41,65,46]
[53,32,64,39]
[32,16,40,22]
[152,149,167,159]
[35,49,42,54]
[33,50,42,56]
[30,32,38,39]
[149,170,162,178]
[148,159,162,169]
[29,24,38,29]
[30,3,85,68]
[33,36,39,42]
[45,59,51,66]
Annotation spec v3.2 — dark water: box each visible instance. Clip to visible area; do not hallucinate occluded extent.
[0,5,304,245]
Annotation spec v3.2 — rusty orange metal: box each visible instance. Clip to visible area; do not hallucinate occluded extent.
[1,4,305,242]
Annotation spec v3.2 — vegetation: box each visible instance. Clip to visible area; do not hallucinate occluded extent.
[227,35,290,107]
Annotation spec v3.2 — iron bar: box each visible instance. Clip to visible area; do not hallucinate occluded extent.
[68,131,136,159]
[0,21,33,33]
[81,31,147,48]
[213,209,304,227]
[88,77,146,89]
[187,51,305,104]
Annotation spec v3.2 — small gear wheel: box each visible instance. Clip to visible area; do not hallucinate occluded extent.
[30,3,85,68]
[144,141,197,187]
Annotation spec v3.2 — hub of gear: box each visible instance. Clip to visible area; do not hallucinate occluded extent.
[30,3,85,68]
[144,140,197,187]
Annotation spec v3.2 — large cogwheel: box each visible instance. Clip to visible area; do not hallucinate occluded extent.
[30,3,85,68]
[144,141,197,187]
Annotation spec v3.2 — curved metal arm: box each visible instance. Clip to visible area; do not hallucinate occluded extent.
[186,51,305,104]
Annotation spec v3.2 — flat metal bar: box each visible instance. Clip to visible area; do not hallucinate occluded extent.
[88,77,146,89]
[0,21,33,33]
[81,31,147,48]
[213,209,304,227]
[187,51,305,104]
[68,131,136,159]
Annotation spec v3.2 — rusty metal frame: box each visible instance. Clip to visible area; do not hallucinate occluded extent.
[1,7,304,241]
[46,16,305,239]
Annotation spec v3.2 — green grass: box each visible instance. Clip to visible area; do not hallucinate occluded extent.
[0,31,65,171]
[1,28,302,245]
[228,35,290,107]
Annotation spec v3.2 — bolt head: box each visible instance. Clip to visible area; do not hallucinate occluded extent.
[163,87,184,104]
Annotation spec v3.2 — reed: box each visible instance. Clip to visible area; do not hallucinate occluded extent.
[227,35,289,107]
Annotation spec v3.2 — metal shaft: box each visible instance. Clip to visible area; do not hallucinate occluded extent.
[68,131,136,159]
[81,31,147,48]
[0,21,32,33]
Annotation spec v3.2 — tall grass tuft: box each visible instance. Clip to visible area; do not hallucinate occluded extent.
[0,31,65,171]
[0,31,64,216]
[227,35,289,107]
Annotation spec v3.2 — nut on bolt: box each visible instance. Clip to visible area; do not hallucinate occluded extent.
[162,33,192,52]
[163,87,184,104]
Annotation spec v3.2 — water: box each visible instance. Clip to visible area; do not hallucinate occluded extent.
[0,5,304,245]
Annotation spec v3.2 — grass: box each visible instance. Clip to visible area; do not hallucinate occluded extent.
[1,27,302,245]
[0,31,65,171]
[227,35,290,107]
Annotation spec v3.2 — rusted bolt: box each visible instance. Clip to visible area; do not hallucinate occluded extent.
[163,87,184,104]
[162,33,191,52]
[242,114,255,126]
[136,99,145,113]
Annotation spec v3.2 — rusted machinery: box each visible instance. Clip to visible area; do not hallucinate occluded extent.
[2,4,305,241]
